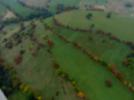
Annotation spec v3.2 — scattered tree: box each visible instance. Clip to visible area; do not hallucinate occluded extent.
[86,13,93,20]
[106,12,112,19]
[105,79,113,88]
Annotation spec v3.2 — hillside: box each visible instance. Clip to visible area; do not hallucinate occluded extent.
[0,0,134,100]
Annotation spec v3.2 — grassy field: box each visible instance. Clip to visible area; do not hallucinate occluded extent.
[43,17,134,100]
[55,10,134,42]
[44,15,134,99]
[44,16,134,85]
[49,33,134,100]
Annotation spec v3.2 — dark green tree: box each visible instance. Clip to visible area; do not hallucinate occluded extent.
[86,13,93,20]
[106,12,112,19]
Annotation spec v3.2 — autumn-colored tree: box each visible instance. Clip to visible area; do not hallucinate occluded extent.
[77,91,86,99]
[47,39,54,47]
[0,57,4,64]
[106,12,112,19]
[105,79,113,88]
[108,64,118,75]
[14,54,23,65]
[53,62,60,69]
[116,72,124,81]
[36,96,43,100]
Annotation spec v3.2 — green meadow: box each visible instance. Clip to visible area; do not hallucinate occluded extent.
[55,10,134,42]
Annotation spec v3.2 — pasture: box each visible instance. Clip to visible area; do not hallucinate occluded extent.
[55,10,134,42]
[44,14,134,88]
[49,33,134,100]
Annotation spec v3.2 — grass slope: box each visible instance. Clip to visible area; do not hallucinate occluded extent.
[55,10,134,42]
[50,33,134,100]
[0,21,80,100]
[44,16,134,86]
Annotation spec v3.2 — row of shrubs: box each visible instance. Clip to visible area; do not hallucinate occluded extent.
[43,37,87,99]
[52,61,87,100]
[53,17,134,50]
